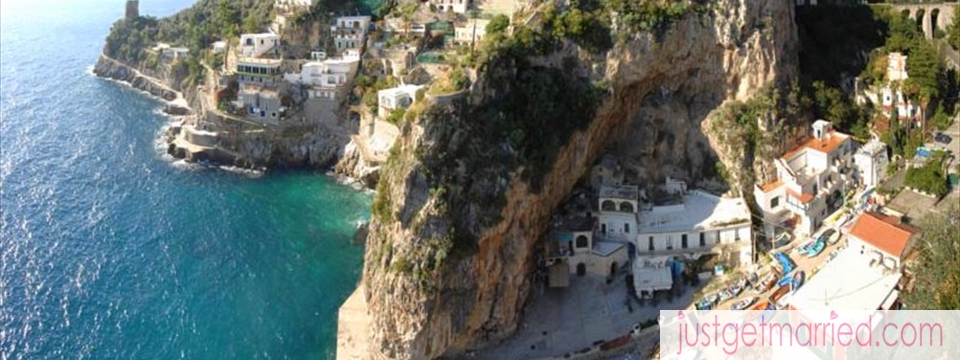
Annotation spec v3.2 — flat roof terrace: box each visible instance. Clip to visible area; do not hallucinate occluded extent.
[638,191,751,234]
[788,247,901,311]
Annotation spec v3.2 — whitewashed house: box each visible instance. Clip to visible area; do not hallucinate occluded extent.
[377,84,423,119]
[754,120,856,238]
[597,184,639,241]
[542,215,628,287]
[237,83,284,121]
[846,212,918,269]
[236,58,283,85]
[239,33,281,58]
[636,189,753,264]
[286,56,360,100]
[887,52,909,82]
[333,16,371,52]
[432,0,469,14]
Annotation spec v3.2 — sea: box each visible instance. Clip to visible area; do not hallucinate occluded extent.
[0,1,372,359]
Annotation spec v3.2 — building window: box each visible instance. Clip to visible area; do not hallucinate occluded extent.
[682,234,688,249]
[648,237,654,251]
[601,200,617,211]
[666,236,673,250]
[576,235,589,249]
[699,232,705,247]
[624,223,630,233]
[601,224,606,234]
[619,202,634,213]
[735,228,741,242]
[770,196,780,209]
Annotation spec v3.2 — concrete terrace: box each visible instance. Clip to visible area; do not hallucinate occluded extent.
[638,191,751,234]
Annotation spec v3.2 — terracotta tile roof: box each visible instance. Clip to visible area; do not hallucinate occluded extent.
[760,179,784,193]
[849,212,918,259]
[786,189,814,204]
[780,131,851,161]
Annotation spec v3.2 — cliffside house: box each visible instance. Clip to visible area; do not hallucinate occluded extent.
[597,184,640,242]
[150,43,189,62]
[542,214,628,287]
[237,83,285,121]
[432,0,469,14]
[453,18,489,46]
[636,189,754,265]
[847,211,918,269]
[236,58,283,85]
[755,120,856,239]
[239,33,281,58]
[377,84,423,119]
[383,18,427,37]
[853,140,889,189]
[284,54,360,101]
[333,16,372,52]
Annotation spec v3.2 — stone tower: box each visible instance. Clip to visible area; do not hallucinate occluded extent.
[125,0,139,21]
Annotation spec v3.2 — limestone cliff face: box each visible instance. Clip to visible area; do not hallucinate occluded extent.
[361,0,798,359]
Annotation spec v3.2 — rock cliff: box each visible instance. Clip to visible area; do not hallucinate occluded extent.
[360,0,799,358]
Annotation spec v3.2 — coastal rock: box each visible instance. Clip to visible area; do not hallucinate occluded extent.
[360,0,799,358]
[93,55,180,102]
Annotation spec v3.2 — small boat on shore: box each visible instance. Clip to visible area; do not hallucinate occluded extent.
[732,296,758,310]
[791,271,805,291]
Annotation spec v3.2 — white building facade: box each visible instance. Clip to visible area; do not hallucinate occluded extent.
[454,19,489,45]
[854,140,889,189]
[377,84,423,119]
[333,16,371,52]
[239,33,281,58]
[597,184,639,241]
[754,120,856,238]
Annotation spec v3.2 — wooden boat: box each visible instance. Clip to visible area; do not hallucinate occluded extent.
[731,296,758,310]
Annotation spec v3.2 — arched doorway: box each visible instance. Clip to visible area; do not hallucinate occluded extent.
[619,201,634,213]
[610,262,618,277]
[916,9,926,31]
[576,263,586,276]
[931,9,941,38]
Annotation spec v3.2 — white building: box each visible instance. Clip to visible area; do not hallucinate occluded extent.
[377,84,423,119]
[755,120,856,238]
[454,18,489,45]
[432,0,469,14]
[236,57,283,85]
[597,184,639,241]
[846,211,918,269]
[333,16,371,52]
[881,86,920,120]
[887,52,909,82]
[788,247,902,311]
[286,56,359,100]
[854,140,889,189]
[636,189,753,265]
[542,215,628,286]
[239,33,281,58]
[212,41,227,54]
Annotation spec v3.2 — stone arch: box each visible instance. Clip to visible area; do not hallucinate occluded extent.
[576,235,589,249]
[930,8,941,38]
[619,201,635,213]
[901,9,911,20]
[916,9,926,31]
[602,200,617,211]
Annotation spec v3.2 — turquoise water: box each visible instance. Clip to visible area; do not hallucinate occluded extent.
[0,1,371,359]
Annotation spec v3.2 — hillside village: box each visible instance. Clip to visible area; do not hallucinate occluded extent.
[101,1,959,359]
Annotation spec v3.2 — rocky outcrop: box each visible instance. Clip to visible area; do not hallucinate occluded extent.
[93,55,183,108]
[359,0,799,359]
[334,138,382,187]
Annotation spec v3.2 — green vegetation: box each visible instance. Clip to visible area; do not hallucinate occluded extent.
[604,0,711,36]
[905,150,950,197]
[708,84,808,190]
[542,1,613,53]
[811,81,870,139]
[903,204,960,310]
[386,108,406,124]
